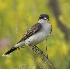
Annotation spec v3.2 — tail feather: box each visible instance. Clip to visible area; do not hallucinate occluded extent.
[2,47,18,56]
[2,41,25,56]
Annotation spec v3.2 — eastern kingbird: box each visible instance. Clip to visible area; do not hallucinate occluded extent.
[2,14,52,56]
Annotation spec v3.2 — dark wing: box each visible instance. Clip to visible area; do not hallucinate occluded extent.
[18,23,42,43]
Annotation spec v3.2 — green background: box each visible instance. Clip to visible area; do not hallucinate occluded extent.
[0,0,70,69]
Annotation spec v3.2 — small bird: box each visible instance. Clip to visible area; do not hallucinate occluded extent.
[2,14,52,56]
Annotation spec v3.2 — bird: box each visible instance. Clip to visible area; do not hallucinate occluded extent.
[2,14,52,56]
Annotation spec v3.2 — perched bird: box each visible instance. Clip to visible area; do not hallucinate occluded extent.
[2,14,52,56]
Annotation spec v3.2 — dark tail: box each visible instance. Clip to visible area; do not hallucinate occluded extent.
[2,47,18,56]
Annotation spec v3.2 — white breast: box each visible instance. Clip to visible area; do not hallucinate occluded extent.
[25,21,51,46]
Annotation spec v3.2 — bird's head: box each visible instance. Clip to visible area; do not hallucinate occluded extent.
[38,14,49,21]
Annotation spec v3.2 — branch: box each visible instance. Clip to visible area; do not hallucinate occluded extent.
[29,45,56,69]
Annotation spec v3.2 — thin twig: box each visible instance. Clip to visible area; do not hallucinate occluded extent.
[30,45,55,69]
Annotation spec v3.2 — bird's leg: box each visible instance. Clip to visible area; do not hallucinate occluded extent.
[21,46,25,48]
[17,47,20,50]
[17,46,25,50]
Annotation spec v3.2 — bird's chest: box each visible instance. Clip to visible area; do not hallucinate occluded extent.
[25,32,46,46]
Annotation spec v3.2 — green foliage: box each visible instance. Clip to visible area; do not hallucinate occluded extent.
[0,0,70,69]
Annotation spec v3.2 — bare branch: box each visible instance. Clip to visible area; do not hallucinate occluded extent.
[29,45,56,69]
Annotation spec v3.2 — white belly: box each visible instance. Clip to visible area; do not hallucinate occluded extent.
[25,23,51,46]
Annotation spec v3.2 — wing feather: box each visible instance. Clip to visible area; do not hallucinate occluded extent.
[18,23,42,43]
